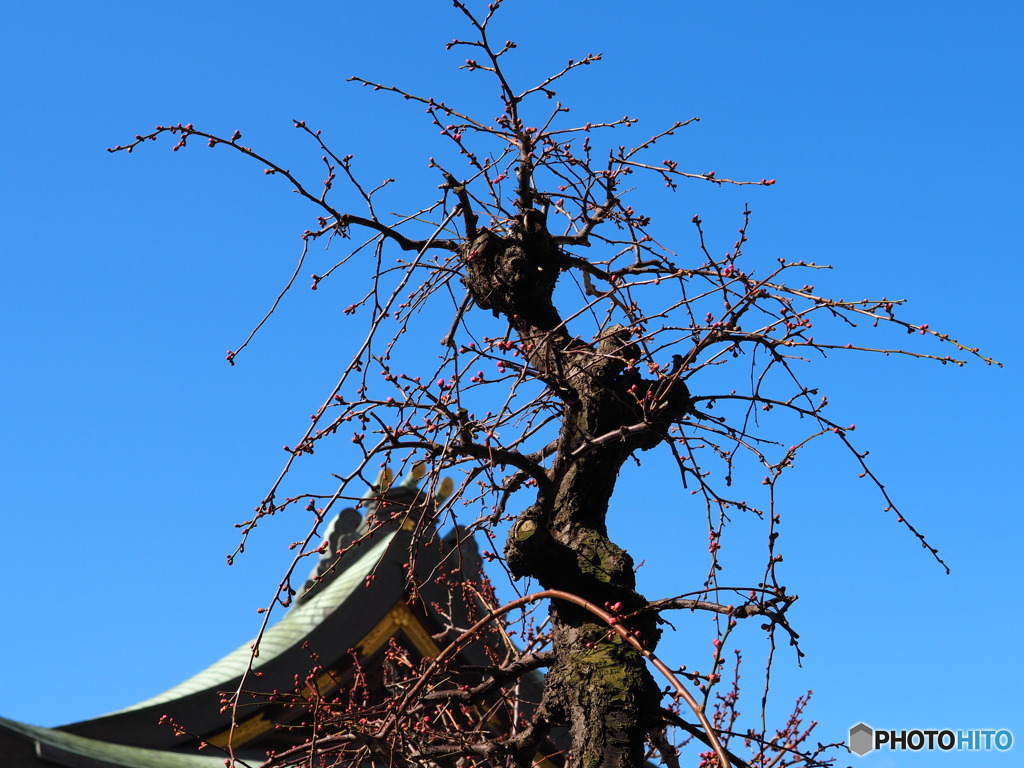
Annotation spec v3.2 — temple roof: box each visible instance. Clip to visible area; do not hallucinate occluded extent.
[109,532,397,717]
[0,717,226,768]
[0,467,507,768]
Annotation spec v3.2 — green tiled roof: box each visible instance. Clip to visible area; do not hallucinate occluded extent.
[0,716,229,767]
[107,532,396,715]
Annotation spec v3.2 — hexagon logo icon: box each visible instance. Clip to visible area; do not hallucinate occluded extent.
[849,723,874,756]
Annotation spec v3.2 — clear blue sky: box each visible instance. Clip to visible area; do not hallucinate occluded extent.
[2,2,1021,764]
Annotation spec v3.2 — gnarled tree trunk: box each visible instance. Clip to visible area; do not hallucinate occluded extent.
[463,211,691,768]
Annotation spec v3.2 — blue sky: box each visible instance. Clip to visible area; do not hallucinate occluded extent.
[2,1,1021,764]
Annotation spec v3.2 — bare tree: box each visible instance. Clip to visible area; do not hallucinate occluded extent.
[111,3,995,767]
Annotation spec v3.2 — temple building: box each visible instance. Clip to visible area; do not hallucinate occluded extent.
[0,467,550,767]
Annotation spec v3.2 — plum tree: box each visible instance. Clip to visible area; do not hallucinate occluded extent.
[111,3,994,767]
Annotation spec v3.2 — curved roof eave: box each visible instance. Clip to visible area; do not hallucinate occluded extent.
[0,716,228,768]
[105,532,397,716]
